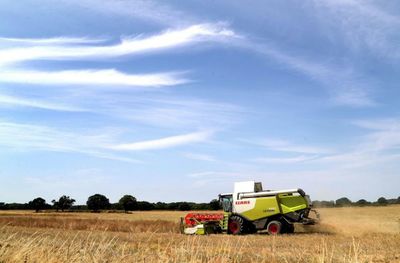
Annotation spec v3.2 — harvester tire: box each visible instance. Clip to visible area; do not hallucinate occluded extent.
[228,216,245,235]
[267,220,282,235]
[283,223,294,234]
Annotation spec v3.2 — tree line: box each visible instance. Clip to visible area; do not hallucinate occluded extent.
[312,196,400,208]
[0,194,221,212]
[1,194,399,212]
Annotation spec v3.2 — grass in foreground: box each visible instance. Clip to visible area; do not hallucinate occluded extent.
[0,206,399,262]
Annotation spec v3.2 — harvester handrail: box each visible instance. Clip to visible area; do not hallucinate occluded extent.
[238,188,302,199]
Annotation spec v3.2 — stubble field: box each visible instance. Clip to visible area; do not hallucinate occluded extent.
[0,206,399,262]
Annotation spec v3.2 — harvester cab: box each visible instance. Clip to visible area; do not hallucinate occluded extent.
[181,181,319,235]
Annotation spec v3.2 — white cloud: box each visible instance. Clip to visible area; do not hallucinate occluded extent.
[0,24,236,67]
[0,69,187,87]
[246,138,330,154]
[247,119,400,169]
[296,118,400,168]
[0,94,85,112]
[183,153,216,162]
[0,121,138,162]
[253,155,318,164]
[108,96,242,129]
[313,0,400,58]
[0,121,216,158]
[0,36,106,46]
[110,131,212,151]
[352,119,400,131]
[237,39,375,107]
[64,0,192,26]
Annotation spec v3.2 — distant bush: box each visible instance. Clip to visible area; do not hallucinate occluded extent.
[335,197,352,207]
[312,200,335,208]
[355,199,370,206]
[377,197,388,206]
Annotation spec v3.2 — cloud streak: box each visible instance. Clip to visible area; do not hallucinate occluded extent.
[0,121,215,161]
[312,0,400,59]
[0,69,187,87]
[253,155,318,164]
[237,39,375,107]
[110,131,212,151]
[0,24,236,67]
[64,0,192,26]
[0,121,135,162]
[245,138,330,154]
[0,94,85,112]
[183,153,216,162]
[0,36,106,46]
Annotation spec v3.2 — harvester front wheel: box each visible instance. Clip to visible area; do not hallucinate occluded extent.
[228,216,245,235]
[267,220,282,235]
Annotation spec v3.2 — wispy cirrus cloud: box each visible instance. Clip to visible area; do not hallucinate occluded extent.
[0,120,215,161]
[314,0,400,57]
[108,96,242,129]
[0,36,106,46]
[0,94,85,112]
[0,121,138,163]
[64,0,192,26]
[354,119,400,153]
[0,69,187,87]
[276,118,400,169]
[183,153,216,162]
[110,131,212,151]
[236,39,375,107]
[244,138,330,154]
[253,155,319,164]
[0,23,236,67]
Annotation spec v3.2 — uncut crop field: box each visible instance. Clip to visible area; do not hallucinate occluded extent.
[0,206,399,263]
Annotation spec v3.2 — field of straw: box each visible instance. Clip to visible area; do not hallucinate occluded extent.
[0,206,399,262]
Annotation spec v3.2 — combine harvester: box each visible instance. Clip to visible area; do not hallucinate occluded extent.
[181,181,319,235]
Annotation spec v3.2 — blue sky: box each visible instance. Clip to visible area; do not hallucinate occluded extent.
[0,0,399,204]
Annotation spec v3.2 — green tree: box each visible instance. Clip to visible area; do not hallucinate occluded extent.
[178,202,191,211]
[119,195,137,212]
[154,202,167,210]
[52,195,75,212]
[29,197,47,212]
[86,194,110,212]
[355,199,369,206]
[137,201,154,210]
[335,197,352,207]
[209,199,221,210]
[377,197,388,206]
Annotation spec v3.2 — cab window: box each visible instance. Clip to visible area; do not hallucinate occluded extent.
[220,195,233,212]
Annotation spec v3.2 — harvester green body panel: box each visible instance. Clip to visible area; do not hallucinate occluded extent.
[239,194,307,221]
[278,194,308,214]
[240,196,280,220]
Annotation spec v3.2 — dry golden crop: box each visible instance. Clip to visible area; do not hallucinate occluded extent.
[0,206,399,262]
